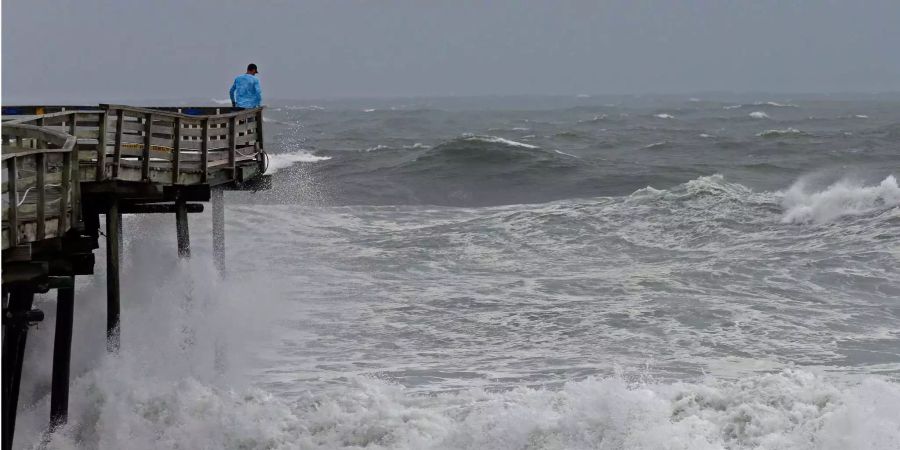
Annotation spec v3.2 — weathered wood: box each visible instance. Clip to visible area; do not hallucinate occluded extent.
[172,117,182,184]
[200,119,209,183]
[212,189,225,276]
[113,110,123,178]
[7,159,19,247]
[96,111,108,181]
[50,280,75,428]
[142,113,153,181]
[58,153,71,233]
[256,110,265,152]
[175,199,190,258]
[105,200,121,353]
[35,153,46,240]
[228,116,237,176]
[121,203,203,214]
[2,287,37,450]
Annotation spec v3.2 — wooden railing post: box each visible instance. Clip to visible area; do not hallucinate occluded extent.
[7,158,18,247]
[35,153,46,240]
[58,152,71,234]
[68,113,81,226]
[228,116,237,180]
[256,109,264,151]
[96,110,108,181]
[172,117,181,184]
[201,118,209,183]
[141,113,152,181]
[113,110,124,179]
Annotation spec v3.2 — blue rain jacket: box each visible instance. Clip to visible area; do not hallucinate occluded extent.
[229,74,262,108]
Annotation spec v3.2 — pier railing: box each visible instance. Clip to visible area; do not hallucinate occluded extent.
[2,123,79,250]
[5,105,265,186]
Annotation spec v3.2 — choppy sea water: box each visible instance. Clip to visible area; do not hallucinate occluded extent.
[15,95,900,449]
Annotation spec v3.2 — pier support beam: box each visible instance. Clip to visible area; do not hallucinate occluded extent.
[175,199,191,258]
[2,287,41,450]
[50,278,75,428]
[211,189,225,276]
[106,200,121,352]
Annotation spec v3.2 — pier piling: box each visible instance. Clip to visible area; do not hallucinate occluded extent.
[175,199,191,258]
[50,278,76,427]
[2,287,40,450]
[106,200,121,352]
[212,189,225,276]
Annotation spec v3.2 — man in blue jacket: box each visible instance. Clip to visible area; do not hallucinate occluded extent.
[229,64,262,109]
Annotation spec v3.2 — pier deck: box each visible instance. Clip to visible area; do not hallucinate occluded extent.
[1,104,270,449]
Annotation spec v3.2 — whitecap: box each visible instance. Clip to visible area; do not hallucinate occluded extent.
[266,151,331,174]
[855,114,869,119]
[757,128,805,138]
[463,135,539,149]
[749,111,770,119]
[554,149,579,158]
[643,141,669,149]
[365,144,391,152]
[364,108,376,112]
[654,113,675,119]
[781,175,900,224]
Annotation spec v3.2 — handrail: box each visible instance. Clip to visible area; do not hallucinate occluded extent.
[2,123,76,154]
[100,104,263,120]
[3,123,79,248]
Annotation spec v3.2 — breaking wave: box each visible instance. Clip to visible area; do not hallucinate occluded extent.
[781,175,900,224]
[757,128,807,138]
[266,151,332,174]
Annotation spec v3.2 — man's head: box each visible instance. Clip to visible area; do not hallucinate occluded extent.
[246,63,258,75]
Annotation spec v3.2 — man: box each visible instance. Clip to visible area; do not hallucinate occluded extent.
[229,63,262,109]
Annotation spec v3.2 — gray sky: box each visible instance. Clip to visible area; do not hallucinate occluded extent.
[3,0,899,102]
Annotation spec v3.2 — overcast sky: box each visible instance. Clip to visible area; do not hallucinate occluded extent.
[3,0,899,102]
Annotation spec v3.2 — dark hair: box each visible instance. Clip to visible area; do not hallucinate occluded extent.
[247,63,258,72]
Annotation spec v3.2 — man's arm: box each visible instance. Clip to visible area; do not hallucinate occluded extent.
[254,78,262,107]
[229,80,237,107]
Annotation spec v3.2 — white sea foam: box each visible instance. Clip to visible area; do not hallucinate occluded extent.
[266,151,331,174]
[749,111,769,119]
[364,108,376,112]
[211,98,232,105]
[855,114,869,119]
[463,135,539,149]
[654,113,675,119]
[757,127,805,138]
[699,133,714,138]
[760,101,799,108]
[365,144,391,152]
[782,175,900,224]
[27,365,900,450]
[554,149,579,158]
[643,141,669,149]
[723,104,742,110]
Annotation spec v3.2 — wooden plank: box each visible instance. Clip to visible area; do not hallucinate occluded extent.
[142,113,152,180]
[256,110,265,152]
[113,110,124,178]
[201,119,209,183]
[58,152,71,233]
[7,159,19,247]
[115,133,175,148]
[96,111,108,181]
[172,117,181,184]
[36,153,46,239]
[228,116,237,177]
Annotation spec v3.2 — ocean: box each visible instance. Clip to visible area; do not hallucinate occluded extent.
[15,95,900,449]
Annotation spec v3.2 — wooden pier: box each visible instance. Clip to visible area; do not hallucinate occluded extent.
[1,104,270,449]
